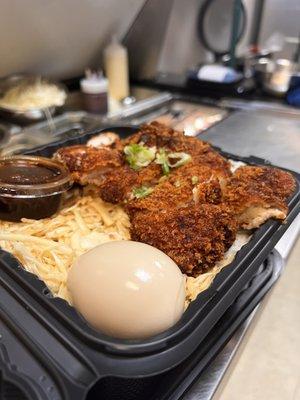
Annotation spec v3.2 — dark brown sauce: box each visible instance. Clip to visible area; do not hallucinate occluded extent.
[0,194,62,222]
[0,157,71,222]
[0,162,61,185]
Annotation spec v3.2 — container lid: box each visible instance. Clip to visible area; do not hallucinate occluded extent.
[80,77,108,94]
[0,155,72,197]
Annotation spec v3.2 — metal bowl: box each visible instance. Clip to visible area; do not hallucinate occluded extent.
[254,58,295,97]
[0,75,68,123]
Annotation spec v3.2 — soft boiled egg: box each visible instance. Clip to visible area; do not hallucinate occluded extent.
[67,241,185,339]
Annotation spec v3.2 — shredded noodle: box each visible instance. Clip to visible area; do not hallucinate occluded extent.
[0,190,130,303]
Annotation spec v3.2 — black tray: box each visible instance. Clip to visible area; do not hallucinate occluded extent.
[0,126,299,384]
[0,252,282,400]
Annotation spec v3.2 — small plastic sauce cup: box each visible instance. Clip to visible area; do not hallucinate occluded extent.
[0,156,72,221]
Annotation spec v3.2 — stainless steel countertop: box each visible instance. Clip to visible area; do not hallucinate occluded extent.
[183,309,258,400]
[200,104,300,173]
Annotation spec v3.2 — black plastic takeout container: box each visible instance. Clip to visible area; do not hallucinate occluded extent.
[0,126,299,395]
[0,252,282,400]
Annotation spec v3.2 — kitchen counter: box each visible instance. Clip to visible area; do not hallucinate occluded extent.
[63,86,163,112]
[200,107,300,173]
[213,236,300,400]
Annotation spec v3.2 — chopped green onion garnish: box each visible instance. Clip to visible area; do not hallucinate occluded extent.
[124,144,156,170]
[132,186,154,199]
[168,152,191,168]
[155,149,191,175]
[158,175,168,183]
[155,148,170,175]
[191,176,199,185]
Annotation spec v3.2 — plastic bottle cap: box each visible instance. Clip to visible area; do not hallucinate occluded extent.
[80,77,108,94]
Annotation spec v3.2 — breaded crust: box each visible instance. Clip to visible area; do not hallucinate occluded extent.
[54,145,123,184]
[130,204,237,276]
[99,163,162,204]
[124,122,231,178]
[126,163,223,216]
[224,165,296,228]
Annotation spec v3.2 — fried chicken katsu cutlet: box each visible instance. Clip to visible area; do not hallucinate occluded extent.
[54,122,296,277]
[130,204,237,275]
[54,145,123,185]
[126,163,222,217]
[98,163,162,204]
[224,165,296,229]
[55,122,231,202]
[124,122,231,177]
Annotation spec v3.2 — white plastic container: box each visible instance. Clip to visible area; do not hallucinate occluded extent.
[80,71,108,114]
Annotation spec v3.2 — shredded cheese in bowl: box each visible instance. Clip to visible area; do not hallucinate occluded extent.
[0,79,66,111]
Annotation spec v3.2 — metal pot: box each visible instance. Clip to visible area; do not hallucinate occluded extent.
[254,58,294,97]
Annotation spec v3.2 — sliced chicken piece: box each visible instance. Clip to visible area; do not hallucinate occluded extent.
[224,165,296,229]
[123,121,185,148]
[124,122,231,178]
[87,132,121,149]
[54,145,123,185]
[99,163,163,204]
[125,163,223,217]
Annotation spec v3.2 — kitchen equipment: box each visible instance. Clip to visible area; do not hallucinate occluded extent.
[197,0,247,61]
[0,75,67,123]
[228,0,244,68]
[0,112,104,156]
[186,0,250,96]
[263,58,295,96]
[106,93,229,136]
[186,68,253,96]
[253,56,273,85]
[137,100,228,135]
[253,58,295,96]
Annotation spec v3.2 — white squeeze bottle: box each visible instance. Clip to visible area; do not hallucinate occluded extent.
[104,35,129,102]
